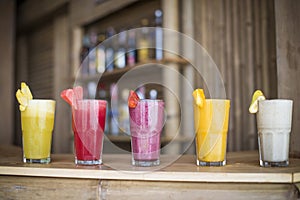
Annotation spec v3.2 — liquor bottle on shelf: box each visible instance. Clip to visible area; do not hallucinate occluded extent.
[126,30,137,66]
[137,18,150,62]
[80,35,90,75]
[105,27,116,72]
[114,30,127,69]
[96,33,106,73]
[149,89,158,99]
[110,83,119,135]
[87,81,97,99]
[154,9,163,60]
[119,89,130,134]
[88,31,98,75]
[98,83,110,134]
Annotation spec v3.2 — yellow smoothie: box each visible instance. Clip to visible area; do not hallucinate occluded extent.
[194,99,230,163]
[21,100,55,159]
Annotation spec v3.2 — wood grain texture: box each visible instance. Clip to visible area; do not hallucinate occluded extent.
[0,146,299,199]
[294,172,300,183]
[0,0,15,146]
[0,178,297,200]
[53,13,72,154]
[275,0,300,157]
[70,0,138,27]
[99,180,298,200]
[27,21,54,99]
[18,0,68,30]
[0,176,99,200]
[0,146,300,184]
[193,0,277,152]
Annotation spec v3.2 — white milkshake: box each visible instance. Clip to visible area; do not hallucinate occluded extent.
[257,99,293,167]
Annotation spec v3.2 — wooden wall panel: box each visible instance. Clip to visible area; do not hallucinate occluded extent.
[16,2,71,153]
[70,0,137,27]
[99,180,297,200]
[0,0,15,145]
[53,13,72,153]
[17,0,68,30]
[193,0,277,151]
[275,0,300,157]
[27,22,54,99]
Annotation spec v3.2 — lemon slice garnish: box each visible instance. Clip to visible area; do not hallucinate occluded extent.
[193,89,206,108]
[16,82,33,111]
[249,90,265,113]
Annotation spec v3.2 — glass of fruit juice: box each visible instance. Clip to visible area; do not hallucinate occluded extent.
[257,99,293,167]
[72,100,107,165]
[21,99,56,164]
[193,98,230,166]
[129,98,165,167]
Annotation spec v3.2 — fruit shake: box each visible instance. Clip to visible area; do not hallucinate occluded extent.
[16,82,56,164]
[193,89,230,166]
[21,100,55,163]
[249,90,293,167]
[129,91,164,166]
[256,99,293,167]
[72,100,107,165]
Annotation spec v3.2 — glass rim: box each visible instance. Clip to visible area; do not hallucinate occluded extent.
[76,99,107,103]
[28,99,56,103]
[204,99,230,102]
[139,99,164,102]
[259,99,293,102]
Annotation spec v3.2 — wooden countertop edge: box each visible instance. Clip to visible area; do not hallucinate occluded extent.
[293,172,300,183]
[0,166,293,183]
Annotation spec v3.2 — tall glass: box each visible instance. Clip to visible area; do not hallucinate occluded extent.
[21,99,56,164]
[72,100,107,165]
[129,100,164,167]
[257,99,293,167]
[194,99,230,166]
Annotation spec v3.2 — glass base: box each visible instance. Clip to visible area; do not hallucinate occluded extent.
[75,159,102,165]
[260,160,289,167]
[197,160,226,166]
[23,157,50,164]
[132,159,160,167]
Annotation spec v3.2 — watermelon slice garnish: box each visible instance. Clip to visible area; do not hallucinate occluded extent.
[60,89,73,106]
[128,90,140,108]
[60,86,83,109]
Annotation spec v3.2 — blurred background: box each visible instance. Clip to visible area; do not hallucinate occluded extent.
[0,0,299,156]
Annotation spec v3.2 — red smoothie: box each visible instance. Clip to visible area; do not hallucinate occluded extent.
[72,100,106,164]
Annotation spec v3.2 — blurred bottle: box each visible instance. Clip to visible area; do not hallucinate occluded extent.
[105,27,116,72]
[88,31,98,75]
[119,89,130,134]
[80,35,90,75]
[98,83,110,134]
[114,30,127,69]
[110,83,119,135]
[154,9,163,60]
[96,33,106,73]
[126,30,137,66]
[149,89,158,99]
[138,19,150,62]
[87,81,97,99]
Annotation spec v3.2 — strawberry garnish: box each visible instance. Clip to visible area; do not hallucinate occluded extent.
[128,90,140,108]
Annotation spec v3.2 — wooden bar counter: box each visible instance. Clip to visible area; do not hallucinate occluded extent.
[0,145,299,199]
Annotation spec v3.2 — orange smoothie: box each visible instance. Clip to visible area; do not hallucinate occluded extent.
[21,100,55,161]
[194,99,230,165]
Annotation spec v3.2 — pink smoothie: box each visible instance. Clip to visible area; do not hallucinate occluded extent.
[129,100,164,162]
[72,100,106,163]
